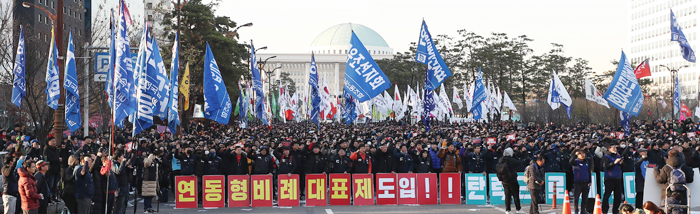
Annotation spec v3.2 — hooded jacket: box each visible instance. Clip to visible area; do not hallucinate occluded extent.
[18,168,41,211]
[654,154,695,200]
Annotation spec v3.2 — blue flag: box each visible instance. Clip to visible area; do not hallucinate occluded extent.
[415,20,452,91]
[45,28,60,110]
[167,34,180,133]
[132,31,158,136]
[309,54,321,125]
[113,2,136,128]
[674,76,681,114]
[203,43,232,124]
[64,32,81,132]
[11,27,25,108]
[423,89,435,131]
[239,90,248,128]
[344,31,391,102]
[671,10,696,62]
[152,38,170,119]
[343,92,357,125]
[565,104,571,119]
[250,43,268,125]
[106,9,115,108]
[470,68,487,113]
[620,111,630,134]
[603,51,644,117]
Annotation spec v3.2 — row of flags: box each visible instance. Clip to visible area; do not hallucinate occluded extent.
[8,9,697,133]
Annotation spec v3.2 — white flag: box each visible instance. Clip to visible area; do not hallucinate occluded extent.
[490,83,499,113]
[452,86,463,109]
[547,70,572,110]
[584,78,610,108]
[695,106,700,119]
[465,82,474,111]
[393,84,403,113]
[320,78,331,117]
[503,91,517,111]
[439,84,452,114]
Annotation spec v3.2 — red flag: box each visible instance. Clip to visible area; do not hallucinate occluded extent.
[681,103,692,117]
[648,109,651,116]
[633,59,651,79]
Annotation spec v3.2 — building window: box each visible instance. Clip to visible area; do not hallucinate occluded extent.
[148,15,153,21]
[39,0,44,4]
[147,3,153,9]
[50,1,54,9]
[63,6,66,14]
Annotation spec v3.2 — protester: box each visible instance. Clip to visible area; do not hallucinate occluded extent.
[75,156,94,214]
[527,156,545,214]
[18,160,41,214]
[497,148,521,213]
[570,149,592,214]
[602,143,624,214]
[33,161,49,214]
[3,153,20,214]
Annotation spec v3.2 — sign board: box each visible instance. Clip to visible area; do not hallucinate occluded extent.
[251,175,273,207]
[439,173,461,204]
[94,52,137,82]
[376,173,397,205]
[329,174,351,206]
[305,174,327,206]
[175,176,198,208]
[465,173,487,205]
[227,175,249,207]
[545,173,566,204]
[352,174,374,206]
[416,173,438,205]
[278,174,299,206]
[202,175,225,208]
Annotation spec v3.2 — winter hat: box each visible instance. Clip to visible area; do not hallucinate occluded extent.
[503,148,514,157]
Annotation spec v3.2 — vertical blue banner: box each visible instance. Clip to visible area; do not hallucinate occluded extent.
[545,173,566,204]
[464,173,487,205]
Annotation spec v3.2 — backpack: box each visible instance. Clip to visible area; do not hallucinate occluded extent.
[667,164,687,192]
[496,161,513,182]
[523,165,531,183]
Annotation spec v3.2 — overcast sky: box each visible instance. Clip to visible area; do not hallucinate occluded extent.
[215,0,628,74]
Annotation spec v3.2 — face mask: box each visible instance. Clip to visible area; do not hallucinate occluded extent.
[205,151,210,155]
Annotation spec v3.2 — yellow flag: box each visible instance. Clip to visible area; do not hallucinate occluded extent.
[180,63,190,110]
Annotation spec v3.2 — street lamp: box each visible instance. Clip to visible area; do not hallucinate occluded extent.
[255,46,267,52]
[659,64,689,121]
[25,0,66,143]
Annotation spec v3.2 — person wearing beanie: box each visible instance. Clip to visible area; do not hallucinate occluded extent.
[497,147,522,213]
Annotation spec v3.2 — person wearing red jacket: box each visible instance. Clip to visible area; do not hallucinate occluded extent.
[18,160,42,214]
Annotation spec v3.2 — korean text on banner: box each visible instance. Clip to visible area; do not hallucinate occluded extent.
[545,173,566,204]
[329,174,351,206]
[397,173,417,205]
[376,173,398,205]
[623,172,636,203]
[440,173,461,204]
[352,174,374,205]
[202,175,225,208]
[343,32,391,102]
[602,51,644,116]
[228,175,250,207]
[278,174,300,207]
[416,173,438,205]
[251,175,273,207]
[175,176,198,208]
[465,173,487,205]
[306,174,327,206]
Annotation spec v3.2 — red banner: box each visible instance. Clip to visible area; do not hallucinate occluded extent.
[305,174,327,206]
[439,173,461,204]
[175,176,198,208]
[202,175,225,208]
[397,173,417,205]
[352,174,374,206]
[417,173,438,205]
[329,174,351,206]
[251,175,273,207]
[278,174,300,207]
[375,173,397,205]
[227,175,249,207]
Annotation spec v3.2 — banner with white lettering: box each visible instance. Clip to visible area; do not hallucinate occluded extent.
[603,51,644,116]
[344,32,391,102]
[376,173,397,205]
[439,173,461,204]
[397,173,417,205]
[416,173,438,205]
[465,173,487,205]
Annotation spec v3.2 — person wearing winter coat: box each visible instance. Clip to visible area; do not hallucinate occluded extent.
[414,150,432,173]
[437,143,461,173]
[34,161,50,214]
[602,144,624,214]
[326,148,352,174]
[526,156,546,214]
[570,149,593,214]
[3,154,20,214]
[654,149,695,205]
[428,143,442,173]
[373,144,396,173]
[42,137,60,198]
[142,152,161,213]
[74,156,95,214]
[62,156,79,214]
[250,147,274,175]
[394,144,413,173]
[112,150,130,214]
[634,149,650,209]
[464,146,486,173]
[18,160,42,214]
[498,148,521,213]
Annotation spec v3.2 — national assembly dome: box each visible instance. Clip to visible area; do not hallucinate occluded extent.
[308,23,393,56]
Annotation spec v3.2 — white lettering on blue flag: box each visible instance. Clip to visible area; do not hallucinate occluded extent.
[603,51,644,116]
[671,10,696,62]
[343,31,391,102]
[415,21,452,90]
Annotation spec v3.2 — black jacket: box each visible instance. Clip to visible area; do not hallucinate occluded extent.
[43,146,61,176]
[34,172,49,207]
[373,150,395,173]
[484,149,500,173]
[227,152,249,175]
[304,152,327,174]
[62,166,77,197]
[414,155,431,173]
[2,164,18,197]
[114,160,129,196]
[497,156,520,183]
[326,155,351,173]
[250,153,274,175]
[395,152,413,173]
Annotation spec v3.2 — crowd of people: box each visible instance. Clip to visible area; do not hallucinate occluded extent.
[0,118,698,214]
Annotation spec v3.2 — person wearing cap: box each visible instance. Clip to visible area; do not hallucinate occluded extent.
[570,149,593,214]
[428,142,442,173]
[395,144,413,173]
[326,148,351,174]
[373,143,395,174]
[250,146,274,176]
[350,144,372,174]
[34,160,49,214]
[634,148,649,208]
[602,143,624,214]
[43,137,60,199]
[226,145,248,175]
[276,147,296,177]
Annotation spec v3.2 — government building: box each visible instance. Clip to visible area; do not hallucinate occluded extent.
[256,23,394,96]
